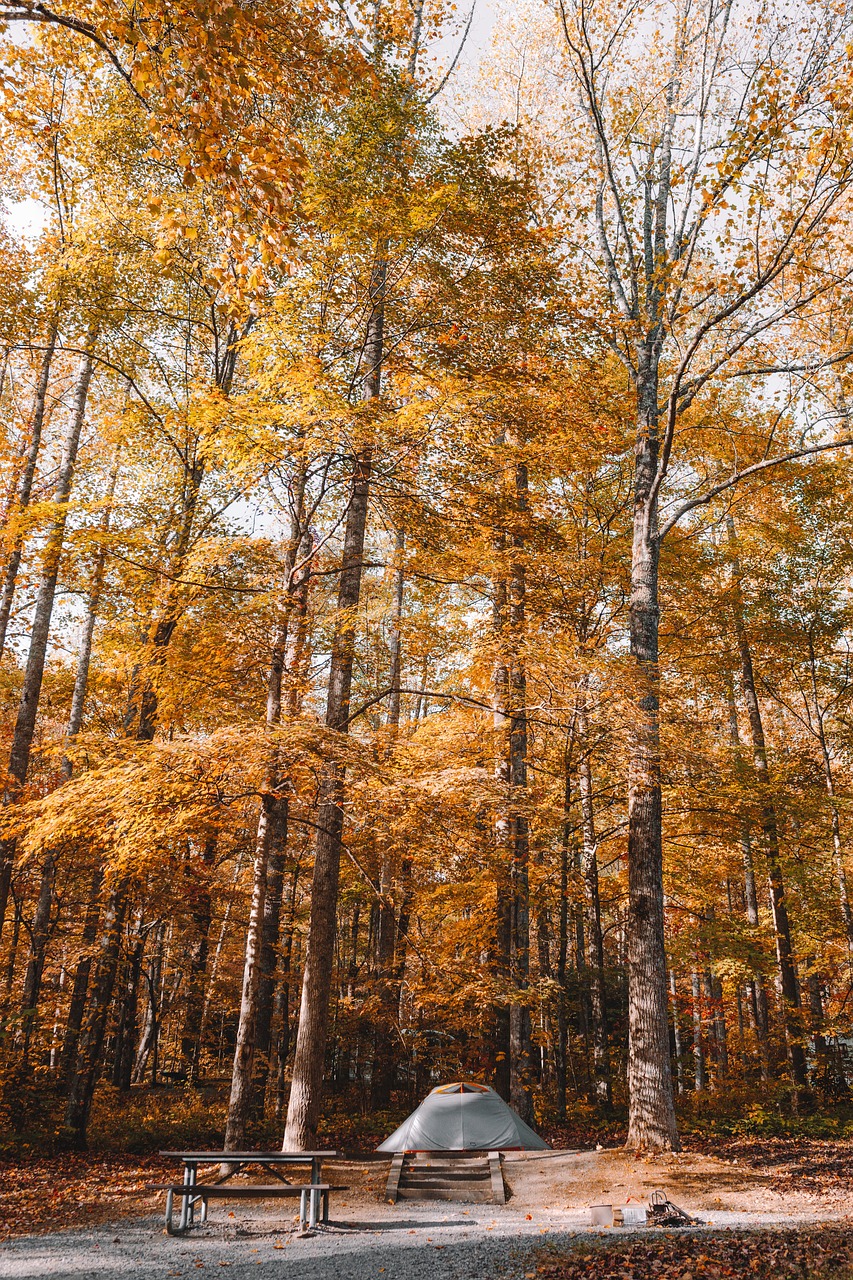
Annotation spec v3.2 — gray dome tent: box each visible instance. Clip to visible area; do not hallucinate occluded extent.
[377,1082,550,1152]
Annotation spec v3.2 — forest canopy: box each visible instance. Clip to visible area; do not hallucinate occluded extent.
[1,0,853,1157]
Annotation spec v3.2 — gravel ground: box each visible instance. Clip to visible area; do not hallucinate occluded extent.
[0,1198,837,1280]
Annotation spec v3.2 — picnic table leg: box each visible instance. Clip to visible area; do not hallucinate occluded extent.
[177,1163,196,1234]
[308,1186,319,1229]
[299,1189,307,1233]
[165,1189,175,1235]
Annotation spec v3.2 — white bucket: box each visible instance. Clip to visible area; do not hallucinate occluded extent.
[589,1204,613,1226]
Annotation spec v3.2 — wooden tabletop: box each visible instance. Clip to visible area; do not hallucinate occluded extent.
[160,1151,341,1160]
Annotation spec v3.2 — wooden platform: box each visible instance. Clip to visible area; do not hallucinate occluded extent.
[385,1151,506,1204]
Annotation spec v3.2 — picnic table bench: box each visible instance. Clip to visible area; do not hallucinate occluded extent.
[158,1150,343,1235]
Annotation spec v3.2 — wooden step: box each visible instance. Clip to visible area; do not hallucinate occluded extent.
[397,1186,495,1202]
[386,1151,506,1205]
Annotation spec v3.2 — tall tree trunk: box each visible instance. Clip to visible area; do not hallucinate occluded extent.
[577,697,611,1105]
[133,921,166,1084]
[669,971,685,1095]
[250,817,287,1119]
[724,675,770,1069]
[19,851,56,1055]
[283,258,383,1149]
[179,838,217,1081]
[225,464,307,1146]
[492,568,512,1103]
[20,458,118,1034]
[624,346,679,1150]
[63,327,248,1146]
[508,451,534,1125]
[371,527,406,1109]
[0,331,97,941]
[727,517,807,1089]
[112,928,144,1091]
[60,890,126,1149]
[223,813,271,1151]
[805,637,853,955]
[272,857,302,1119]
[691,969,706,1091]
[0,320,59,660]
[554,760,571,1121]
[57,866,103,1087]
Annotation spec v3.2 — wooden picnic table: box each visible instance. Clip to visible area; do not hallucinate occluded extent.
[159,1150,342,1235]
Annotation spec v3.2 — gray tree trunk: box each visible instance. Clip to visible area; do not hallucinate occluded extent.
[624,349,680,1150]
[727,517,807,1088]
[0,331,96,941]
[283,259,384,1149]
[577,697,611,1105]
[0,320,59,660]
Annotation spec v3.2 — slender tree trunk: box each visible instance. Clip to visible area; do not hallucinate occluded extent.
[669,971,685,1095]
[0,319,59,660]
[710,972,728,1077]
[806,639,853,955]
[577,698,611,1105]
[60,890,126,1149]
[19,459,118,1034]
[507,452,534,1125]
[224,812,271,1151]
[226,465,307,1145]
[133,921,166,1084]
[19,851,56,1053]
[724,676,770,1069]
[272,858,301,1119]
[112,929,144,1091]
[554,761,571,1121]
[57,866,103,1087]
[492,567,512,1103]
[179,838,217,1081]
[691,969,706,1091]
[283,257,383,1149]
[0,332,97,941]
[250,815,287,1119]
[727,517,807,1089]
[64,329,248,1146]
[371,532,406,1107]
[624,347,679,1150]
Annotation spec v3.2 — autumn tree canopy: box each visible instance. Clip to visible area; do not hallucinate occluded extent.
[2,0,853,1157]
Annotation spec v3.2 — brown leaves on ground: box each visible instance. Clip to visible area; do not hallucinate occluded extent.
[685,1138,853,1197]
[0,1154,171,1240]
[535,1228,853,1280]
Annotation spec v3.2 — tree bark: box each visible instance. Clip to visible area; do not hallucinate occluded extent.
[624,348,680,1150]
[805,637,853,955]
[577,697,611,1105]
[669,971,685,1095]
[57,866,103,1087]
[179,838,217,1081]
[60,889,126,1149]
[0,330,97,941]
[19,458,118,1036]
[283,258,383,1149]
[691,969,706,1091]
[225,462,308,1145]
[224,806,273,1151]
[0,319,59,660]
[507,452,534,1125]
[727,517,807,1089]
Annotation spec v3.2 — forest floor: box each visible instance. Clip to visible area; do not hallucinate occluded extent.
[1,1140,852,1278]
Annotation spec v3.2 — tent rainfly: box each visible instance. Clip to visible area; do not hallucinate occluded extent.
[377,1082,550,1152]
